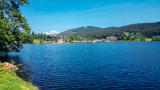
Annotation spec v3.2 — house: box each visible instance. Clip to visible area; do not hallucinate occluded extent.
[58,39,64,43]
[59,35,67,41]
[105,36,117,41]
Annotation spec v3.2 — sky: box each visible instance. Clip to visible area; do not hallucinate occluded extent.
[21,0,160,34]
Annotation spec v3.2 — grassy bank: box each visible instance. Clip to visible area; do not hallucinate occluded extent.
[0,63,38,90]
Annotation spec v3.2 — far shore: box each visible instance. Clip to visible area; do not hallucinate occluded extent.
[24,40,156,45]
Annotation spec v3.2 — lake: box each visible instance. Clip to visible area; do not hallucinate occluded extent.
[1,41,160,89]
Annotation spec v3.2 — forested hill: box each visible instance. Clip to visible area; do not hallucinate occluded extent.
[58,26,102,37]
[58,21,160,38]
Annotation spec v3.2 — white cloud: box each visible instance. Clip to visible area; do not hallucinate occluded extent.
[45,31,60,35]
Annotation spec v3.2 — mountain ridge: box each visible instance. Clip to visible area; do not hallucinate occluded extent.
[58,21,160,38]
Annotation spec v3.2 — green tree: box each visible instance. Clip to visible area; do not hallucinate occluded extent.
[152,36,160,41]
[0,0,30,52]
[40,33,44,39]
[140,37,146,41]
[124,32,129,37]
[43,34,47,41]
[28,31,36,44]
[118,36,122,40]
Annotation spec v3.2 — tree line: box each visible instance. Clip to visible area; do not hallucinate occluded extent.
[117,32,160,41]
[86,22,160,39]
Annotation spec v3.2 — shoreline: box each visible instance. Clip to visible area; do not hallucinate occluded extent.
[22,40,157,45]
[0,62,38,90]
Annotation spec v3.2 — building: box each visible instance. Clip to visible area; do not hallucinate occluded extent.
[58,39,64,43]
[60,35,67,41]
[105,36,117,41]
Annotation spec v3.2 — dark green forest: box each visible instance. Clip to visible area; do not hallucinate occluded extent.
[59,21,160,41]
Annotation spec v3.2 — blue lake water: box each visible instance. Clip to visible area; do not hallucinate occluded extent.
[1,41,160,89]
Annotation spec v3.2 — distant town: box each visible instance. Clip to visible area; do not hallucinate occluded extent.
[33,33,118,44]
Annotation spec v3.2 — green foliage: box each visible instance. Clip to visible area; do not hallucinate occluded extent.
[66,36,94,42]
[152,36,160,41]
[124,32,129,37]
[59,26,102,37]
[58,22,160,39]
[43,34,47,41]
[140,37,146,41]
[0,0,31,52]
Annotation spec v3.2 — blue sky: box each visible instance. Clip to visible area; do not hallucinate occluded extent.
[21,0,160,33]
